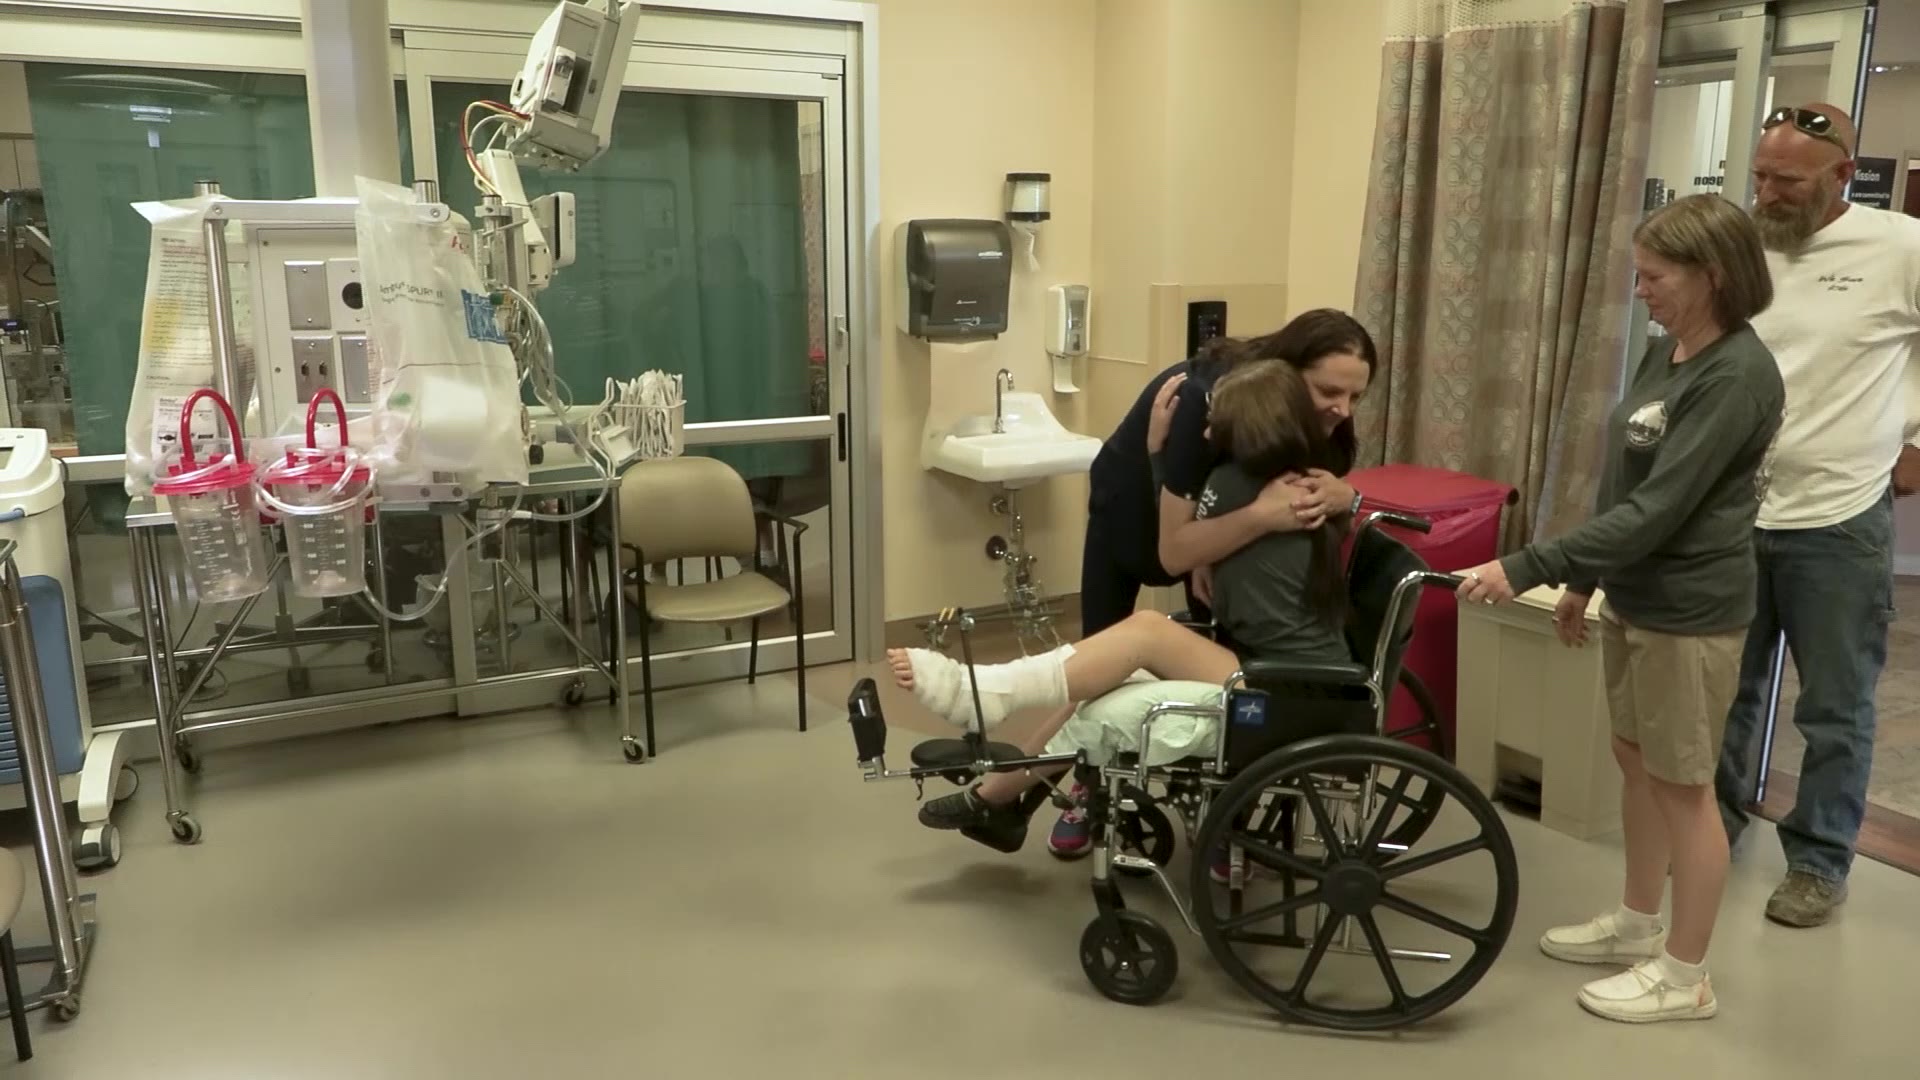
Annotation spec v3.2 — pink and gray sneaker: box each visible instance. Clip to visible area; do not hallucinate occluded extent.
[1047,784,1092,858]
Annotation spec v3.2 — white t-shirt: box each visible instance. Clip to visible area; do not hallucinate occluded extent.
[1748,203,1920,530]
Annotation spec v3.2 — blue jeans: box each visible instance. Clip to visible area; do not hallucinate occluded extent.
[1714,491,1894,884]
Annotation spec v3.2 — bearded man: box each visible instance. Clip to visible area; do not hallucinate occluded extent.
[1714,103,1920,927]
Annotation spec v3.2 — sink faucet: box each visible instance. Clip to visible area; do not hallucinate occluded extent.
[994,368,1015,433]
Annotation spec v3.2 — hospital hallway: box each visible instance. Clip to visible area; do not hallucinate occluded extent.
[0,657,1911,1079]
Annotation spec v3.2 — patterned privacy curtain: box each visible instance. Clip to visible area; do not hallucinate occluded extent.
[1354,0,1661,545]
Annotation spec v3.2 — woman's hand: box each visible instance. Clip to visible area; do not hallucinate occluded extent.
[1291,470,1355,526]
[1456,560,1515,605]
[1146,372,1188,455]
[1253,474,1311,530]
[1553,591,1592,647]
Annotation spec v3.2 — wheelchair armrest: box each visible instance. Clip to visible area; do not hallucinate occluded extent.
[1238,659,1370,687]
[847,678,887,762]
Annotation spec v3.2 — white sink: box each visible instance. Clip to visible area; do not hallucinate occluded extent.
[922,391,1103,488]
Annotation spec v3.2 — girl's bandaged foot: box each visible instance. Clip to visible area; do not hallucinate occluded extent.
[904,645,1075,730]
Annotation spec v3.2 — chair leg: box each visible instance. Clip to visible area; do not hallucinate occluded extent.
[2,931,31,1061]
[748,618,760,685]
[639,604,657,755]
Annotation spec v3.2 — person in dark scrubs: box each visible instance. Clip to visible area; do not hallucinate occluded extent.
[1077,308,1377,635]
[1054,308,1378,858]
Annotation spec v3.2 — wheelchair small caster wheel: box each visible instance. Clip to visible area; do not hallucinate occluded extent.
[176,742,202,775]
[1079,911,1177,1006]
[74,823,122,872]
[564,681,587,707]
[621,740,646,764]
[365,649,386,673]
[286,668,312,696]
[52,995,80,1022]
[169,813,203,845]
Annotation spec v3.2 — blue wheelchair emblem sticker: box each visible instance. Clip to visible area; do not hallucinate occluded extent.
[461,290,507,344]
[1229,689,1268,729]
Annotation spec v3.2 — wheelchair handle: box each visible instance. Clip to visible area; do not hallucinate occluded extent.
[1358,509,1432,535]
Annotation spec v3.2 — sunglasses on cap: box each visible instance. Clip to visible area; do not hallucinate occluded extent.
[1763,107,1849,150]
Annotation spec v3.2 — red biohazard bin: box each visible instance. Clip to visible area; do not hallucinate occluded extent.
[1349,465,1517,759]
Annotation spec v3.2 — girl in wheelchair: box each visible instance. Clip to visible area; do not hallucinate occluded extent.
[886,357,1351,856]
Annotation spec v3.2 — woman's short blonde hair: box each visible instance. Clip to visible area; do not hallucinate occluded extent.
[1633,193,1774,329]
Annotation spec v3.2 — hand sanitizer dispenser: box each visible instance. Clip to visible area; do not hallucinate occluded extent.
[895,219,1014,342]
[1046,283,1090,393]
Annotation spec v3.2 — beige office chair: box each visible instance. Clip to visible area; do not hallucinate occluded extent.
[612,456,810,753]
[0,847,30,1061]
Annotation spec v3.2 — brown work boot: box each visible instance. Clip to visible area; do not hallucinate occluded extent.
[1765,870,1847,927]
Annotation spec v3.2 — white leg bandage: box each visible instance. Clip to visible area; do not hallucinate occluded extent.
[905,644,1075,731]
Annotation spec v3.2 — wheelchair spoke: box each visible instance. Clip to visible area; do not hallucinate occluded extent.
[1299,782,1345,858]
[1218,888,1327,935]
[1287,912,1345,1006]
[1376,890,1494,947]
[1360,770,1416,859]
[1231,832,1328,881]
[1377,835,1490,882]
[1356,911,1411,1012]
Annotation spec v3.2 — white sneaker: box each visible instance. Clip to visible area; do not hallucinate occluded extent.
[1539,910,1666,965]
[1577,960,1717,1023]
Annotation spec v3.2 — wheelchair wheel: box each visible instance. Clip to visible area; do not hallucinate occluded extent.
[1079,911,1178,1006]
[1190,735,1517,1032]
[1114,795,1177,878]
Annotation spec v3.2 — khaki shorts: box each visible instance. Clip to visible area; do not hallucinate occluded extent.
[1598,603,1744,786]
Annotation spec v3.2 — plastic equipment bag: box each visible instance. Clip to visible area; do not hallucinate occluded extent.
[353,177,528,488]
[124,195,258,496]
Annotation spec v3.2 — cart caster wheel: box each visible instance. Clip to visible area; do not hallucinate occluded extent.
[1079,911,1177,1006]
[177,744,202,775]
[74,823,121,872]
[169,814,202,844]
[114,765,140,801]
[564,682,587,707]
[52,996,79,1022]
[622,740,646,763]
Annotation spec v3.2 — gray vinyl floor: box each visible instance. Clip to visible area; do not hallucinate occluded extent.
[0,668,1913,1079]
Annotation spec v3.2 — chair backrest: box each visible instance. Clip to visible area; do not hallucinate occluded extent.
[1343,525,1430,690]
[617,456,759,563]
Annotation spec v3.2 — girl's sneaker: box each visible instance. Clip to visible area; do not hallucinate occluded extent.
[1047,784,1092,858]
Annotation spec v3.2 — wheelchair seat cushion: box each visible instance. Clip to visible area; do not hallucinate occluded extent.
[1043,680,1223,767]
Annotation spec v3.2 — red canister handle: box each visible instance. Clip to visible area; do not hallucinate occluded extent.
[305,387,348,450]
[178,388,242,471]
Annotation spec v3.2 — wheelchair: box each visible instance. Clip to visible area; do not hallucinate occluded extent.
[844,512,1520,1032]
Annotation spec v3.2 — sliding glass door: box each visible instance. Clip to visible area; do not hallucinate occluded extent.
[402,38,857,690]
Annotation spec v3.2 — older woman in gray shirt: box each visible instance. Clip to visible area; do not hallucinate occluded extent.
[1458,194,1784,1026]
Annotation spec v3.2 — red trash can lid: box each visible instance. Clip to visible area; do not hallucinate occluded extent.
[1350,464,1517,514]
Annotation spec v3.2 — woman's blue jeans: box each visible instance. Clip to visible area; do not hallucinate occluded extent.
[1714,491,1894,885]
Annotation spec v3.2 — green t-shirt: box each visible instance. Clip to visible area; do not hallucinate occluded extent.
[1196,462,1352,665]
[1504,324,1786,634]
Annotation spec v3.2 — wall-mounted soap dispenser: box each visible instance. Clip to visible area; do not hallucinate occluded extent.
[894,219,1014,342]
[1046,284,1090,392]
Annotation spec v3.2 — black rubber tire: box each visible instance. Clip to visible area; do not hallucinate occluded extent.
[1079,910,1179,1006]
[1190,734,1517,1032]
[1114,798,1177,878]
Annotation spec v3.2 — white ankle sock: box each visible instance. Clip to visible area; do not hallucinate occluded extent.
[905,645,1074,730]
[1613,904,1663,938]
[1653,951,1707,986]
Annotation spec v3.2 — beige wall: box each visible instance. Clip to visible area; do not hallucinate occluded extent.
[875,0,1101,621]
[1287,0,1386,316]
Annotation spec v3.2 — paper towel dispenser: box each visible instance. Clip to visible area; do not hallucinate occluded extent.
[894,219,1014,342]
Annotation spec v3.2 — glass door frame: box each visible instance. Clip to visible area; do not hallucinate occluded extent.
[401,35,861,701]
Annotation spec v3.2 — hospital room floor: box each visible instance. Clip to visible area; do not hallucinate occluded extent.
[0,664,1913,1079]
